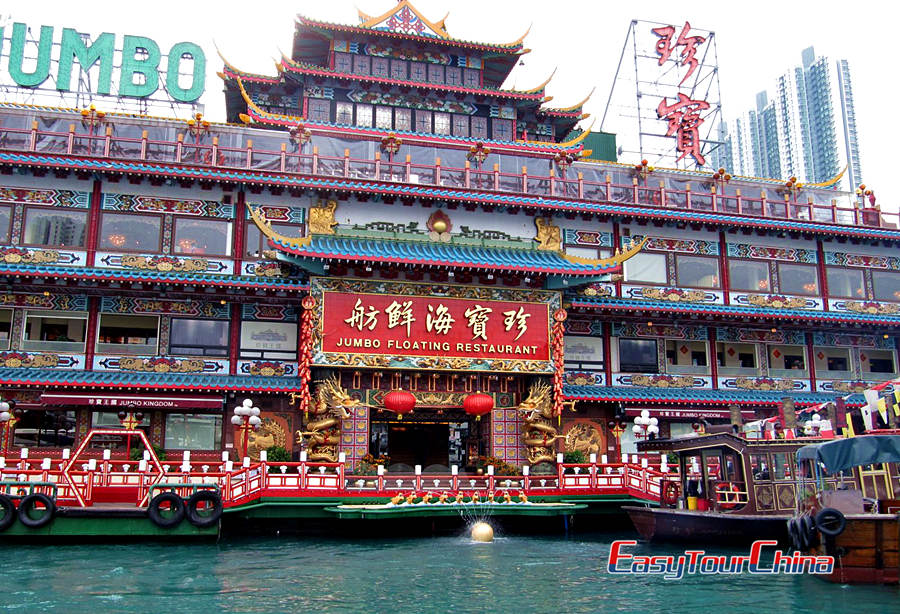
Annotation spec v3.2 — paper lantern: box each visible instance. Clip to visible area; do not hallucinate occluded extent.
[464,393,494,420]
[383,390,416,416]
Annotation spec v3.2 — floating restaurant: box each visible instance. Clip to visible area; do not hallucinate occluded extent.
[0,1,897,535]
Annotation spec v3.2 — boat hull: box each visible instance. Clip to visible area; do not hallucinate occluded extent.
[809,514,900,585]
[623,506,790,546]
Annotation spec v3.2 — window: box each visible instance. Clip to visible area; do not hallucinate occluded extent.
[96,314,158,355]
[410,62,427,82]
[174,217,232,256]
[778,263,818,295]
[863,350,896,375]
[433,112,451,135]
[0,309,11,350]
[769,345,806,373]
[390,59,407,80]
[22,310,87,352]
[335,102,353,125]
[619,338,658,373]
[13,410,75,448]
[375,106,393,129]
[23,207,87,248]
[165,414,222,450]
[415,110,432,133]
[0,205,11,243]
[244,222,300,258]
[394,108,412,131]
[676,256,720,288]
[728,260,770,292]
[624,252,667,284]
[470,117,488,139]
[371,57,389,78]
[772,452,792,479]
[99,212,161,252]
[716,342,758,372]
[240,321,298,360]
[665,340,708,373]
[445,66,461,86]
[90,412,149,450]
[463,68,480,87]
[873,271,900,302]
[307,99,330,122]
[169,318,229,356]
[427,64,444,84]
[826,267,865,298]
[563,335,604,371]
[355,104,373,127]
[334,52,352,73]
[491,118,513,141]
[352,55,370,75]
[452,115,469,137]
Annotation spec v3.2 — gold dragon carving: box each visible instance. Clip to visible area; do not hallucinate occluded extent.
[294,376,359,463]
[308,200,339,235]
[517,382,561,465]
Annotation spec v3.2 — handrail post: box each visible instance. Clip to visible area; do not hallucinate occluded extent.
[521,165,528,194]
[29,120,38,151]
[176,133,184,163]
[343,148,350,177]
[494,163,500,191]
[632,177,639,204]
[577,171,584,199]
[605,174,611,201]
[140,130,148,160]
[67,123,75,155]
[405,154,411,183]
[245,139,253,169]
[211,136,219,167]
[280,142,286,172]
[549,167,556,196]
[464,160,471,188]
[435,157,441,185]
[710,184,717,211]
[760,190,767,218]
[104,125,112,157]
[374,150,381,180]
[312,146,319,175]
[685,182,692,209]
[659,180,667,207]
[735,188,742,214]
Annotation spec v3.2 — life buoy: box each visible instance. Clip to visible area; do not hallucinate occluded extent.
[815,508,847,537]
[186,491,223,528]
[662,480,681,507]
[716,482,741,510]
[147,492,185,529]
[17,493,55,529]
[0,494,16,531]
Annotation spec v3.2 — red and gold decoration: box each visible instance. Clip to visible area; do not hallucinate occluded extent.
[294,295,316,417]
[607,418,627,462]
[80,104,106,134]
[856,183,877,208]
[296,377,358,461]
[116,411,145,459]
[633,159,654,181]
[426,209,452,241]
[712,167,731,189]
[551,307,567,419]
[517,383,560,465]
[0,399,22,454]
[383,389,416,419]
[782,175,802,198]
[380,134,402,159]
[289,123,312,147]
[467,142,490,167]
[553,151,577,175]
[186,112,211,140]
[231,398,261,460]
[463,392,494,421]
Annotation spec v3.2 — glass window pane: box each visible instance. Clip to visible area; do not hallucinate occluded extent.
[826,267,865,298]
[624,252,667,284]
[0,205,11,243]
[307,99,330,122]
[244,223,262,258]
[352,55,370,75]
[390,60,407,80]
[375,106,393,129]
[415,111,431,133]
[463,69,480,87]
[99,213,161,252]
[778,263,818,295]
[427,64,444,84]
[355,104,373,127]
[410,62,427,82]
[371,57,389,78]
[619,338,658,373]
[728,260,770,292]
[769,345,806,372]
[394,108,412,131]
[677,256,720,288]
[13,410,76,448]
[97,314,159,355]
[863,349,896,374]
[446,66,461,86]
[433,113,451,135]
[873,271,900,302]
[23,207,87,248]
[335,102,353,124]
[0,309,9,350]
[169,319,229,356]
[470,117,488,139]
[491,119,513,141]
[22,311,87,352]
[452,115,469,137]
[334,52,352,73]
[165,414,222,450]
[174,217,231,256]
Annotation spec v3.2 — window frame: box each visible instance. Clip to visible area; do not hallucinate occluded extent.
[239,320,299,361]
[825,266,865,299]
[307,99,331,122]
[618,338,659,373]
[675,255,721,289]
[0,308,11,351]
[335,102,354,125]
[95,313,160,356]
[164,413,224,451]
[728,259,772,293]
[168,318,230,357]
[172,216,233,257]
[0,204,12,243]
[433,112,451,135]
[777,262,819,296]
[394,108,412,131]
[624,251,668,285]
[21,205,89,249]
[21,309,89,353]
[355,104,373,128]
[98,211,163,253]
[872,270,900,302]
[244,222,301,260]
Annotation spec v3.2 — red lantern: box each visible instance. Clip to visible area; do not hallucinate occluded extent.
[464,393,494,421]
[383,390,416,419]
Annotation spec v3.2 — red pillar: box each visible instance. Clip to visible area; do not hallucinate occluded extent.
[806,332,817,393]
[719,231,730,305]
[85,179,103,267]
[709,326,719,389]
[84,296,100,371]
[816,239,829,311]
[232,189,246,275]
[228,303,240,376]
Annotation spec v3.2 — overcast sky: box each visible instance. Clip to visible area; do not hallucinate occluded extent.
[5,0,898,208]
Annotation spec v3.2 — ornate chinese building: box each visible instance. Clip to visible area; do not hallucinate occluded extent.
[0,1,897,473]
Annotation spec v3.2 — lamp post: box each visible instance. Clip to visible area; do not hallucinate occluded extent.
[632,409,660,464]
[231,399,261,460]
[803,413,823,437]
[116,410,145,460]
[0,399,22,455]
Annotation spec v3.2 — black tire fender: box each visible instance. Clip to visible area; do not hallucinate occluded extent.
[147,492,185,529]
[0,494,16,531]
[17,493,55,529]
[801,514,819,549]
[185,491,223,528]
[787,517,802,550]
[815,507,847,537]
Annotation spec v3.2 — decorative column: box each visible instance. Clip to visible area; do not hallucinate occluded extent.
[296,295,316,416]
[86,179,103,267]
[551,308,567,419]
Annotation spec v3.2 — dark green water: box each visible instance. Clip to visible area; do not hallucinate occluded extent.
[1,532,897,613]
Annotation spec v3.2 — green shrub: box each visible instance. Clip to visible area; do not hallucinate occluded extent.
[563,450,587,464]
[265,445,291,463]
[129,442,167,462]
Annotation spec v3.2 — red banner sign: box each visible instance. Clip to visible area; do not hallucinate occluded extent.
[321,291,550,361]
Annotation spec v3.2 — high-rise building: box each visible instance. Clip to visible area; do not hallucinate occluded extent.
[720,47,862,190]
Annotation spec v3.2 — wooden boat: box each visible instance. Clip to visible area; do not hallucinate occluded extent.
[624,431,855,545]
[791,434,900,584]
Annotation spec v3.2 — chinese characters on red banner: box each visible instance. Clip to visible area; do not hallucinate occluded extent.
[651,21,706,86]
[657,93,711,166]
[323,292,550,361]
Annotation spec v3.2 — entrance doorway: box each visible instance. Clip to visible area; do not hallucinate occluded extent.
[370,418,479,472]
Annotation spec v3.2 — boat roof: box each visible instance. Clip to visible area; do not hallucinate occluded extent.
[796,435,900,474]
[636,431,817,454]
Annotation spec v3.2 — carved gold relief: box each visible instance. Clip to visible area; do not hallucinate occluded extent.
[642,287,708,303]
[0,352,60,368]
[734,377,795,391]
[120,255,208,273]
[564,422,604,458]
[118,357,206,373]
[0,247,61,264]
[746,295,809,310]
[308,199,338,235]
[295,376,359,463]
[534,217,562,251]
[844,301,900,315]
[518,382,559,465]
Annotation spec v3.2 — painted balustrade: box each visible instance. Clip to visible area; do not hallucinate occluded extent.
[1,118,895,229]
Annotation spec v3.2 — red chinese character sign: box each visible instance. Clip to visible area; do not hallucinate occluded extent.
[657,93,711,166]
[310,278,560,373]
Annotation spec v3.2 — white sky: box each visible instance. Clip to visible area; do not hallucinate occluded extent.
[5,0,898,208]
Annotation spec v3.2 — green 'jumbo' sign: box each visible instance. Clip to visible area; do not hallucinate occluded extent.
[0,23,206,103]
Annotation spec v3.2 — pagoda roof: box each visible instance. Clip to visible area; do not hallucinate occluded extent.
[563,384,864,409]
[248,205,647,277]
